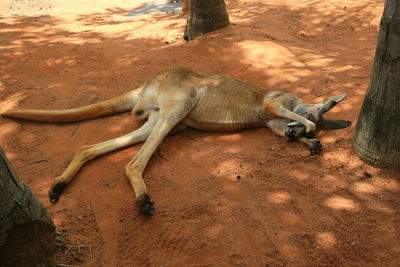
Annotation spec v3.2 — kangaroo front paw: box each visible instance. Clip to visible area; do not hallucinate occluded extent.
[137,194,154,217]
[284,122,306,141]
[305,122,316,139]
[310,139,323,155]
[284,125,296,141]
[48,182,66,203]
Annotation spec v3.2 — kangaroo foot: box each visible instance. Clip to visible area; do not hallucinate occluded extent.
[137,194,154,217]
[48,182,66,203]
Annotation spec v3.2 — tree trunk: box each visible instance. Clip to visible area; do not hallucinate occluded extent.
[0,148,55,267]
[352,0,400,168]
[184,0,230,41]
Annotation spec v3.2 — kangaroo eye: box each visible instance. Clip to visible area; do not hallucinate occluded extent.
[135,110,144,116]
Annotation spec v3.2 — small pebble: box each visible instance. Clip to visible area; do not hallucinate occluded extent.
[236,175,241,180]
[351,241,356,246]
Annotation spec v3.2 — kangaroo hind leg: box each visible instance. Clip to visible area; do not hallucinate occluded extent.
[124,88,197,216]
[49,111,159,203]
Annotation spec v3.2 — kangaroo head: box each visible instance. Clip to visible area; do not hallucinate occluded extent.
[285,94,351,140]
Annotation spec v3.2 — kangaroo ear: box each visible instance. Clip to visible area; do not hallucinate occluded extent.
[320,118,351,129]
[320,94,347,113]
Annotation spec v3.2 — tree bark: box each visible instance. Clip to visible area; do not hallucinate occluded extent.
[352,0,400,168]
[184,0,230,41]
[0,148,55,267]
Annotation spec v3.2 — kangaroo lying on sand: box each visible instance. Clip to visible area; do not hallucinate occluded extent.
[2,66,351,216]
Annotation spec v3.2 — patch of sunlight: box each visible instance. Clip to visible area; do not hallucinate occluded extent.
[0,45,22,49]
[380,179,400,192]
[213,159,242,181]
[202,133,242,143]
[315,232,336,249]
[215,133,242,142]
[320,136,340,144]
[240,40,295,67]
[267,191,291,204]
[10,41,25,48]
[332,65,361,72]
[0,92,25,112]
[3,151,16,161]
[319,174,348,192]
[45,57,78,67]
[311,18,322,24]
[291,61,306,68]
[366,201,395,214]
[306,57,335,67]
[295,69,313,77]
[280,211,303,225]
[221,146,242,154]
[0,122,18,139]
[290,169,309,181]
[352,182,382,194]
[239,40,307,84]
[222,183,240,190]
[313,27,325,33]
[345,157,365,170]
[343,82,355,88]
[325,195,360,211]
[188,149,212,161]
[280,244,299,260]
[295,87,312,94]
[107,117,137,133]
[116,56,140,65]
[203,223,224,240]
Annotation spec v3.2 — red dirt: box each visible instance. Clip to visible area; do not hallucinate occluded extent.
[1,0,399,266]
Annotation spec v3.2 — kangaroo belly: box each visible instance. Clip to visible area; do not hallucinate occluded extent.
[184,85,268,132]
[183,115,265,131]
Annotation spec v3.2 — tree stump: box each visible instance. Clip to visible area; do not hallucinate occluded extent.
[0,148,55,267]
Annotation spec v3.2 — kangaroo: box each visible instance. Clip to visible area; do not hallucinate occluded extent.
[1,66,351,216]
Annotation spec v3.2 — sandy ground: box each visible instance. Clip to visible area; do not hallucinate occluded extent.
[1,0,399,266]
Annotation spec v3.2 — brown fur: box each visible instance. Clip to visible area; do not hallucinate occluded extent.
[1,66,350,216]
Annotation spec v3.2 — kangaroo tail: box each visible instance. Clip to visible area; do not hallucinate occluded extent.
[1,88,141,123]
